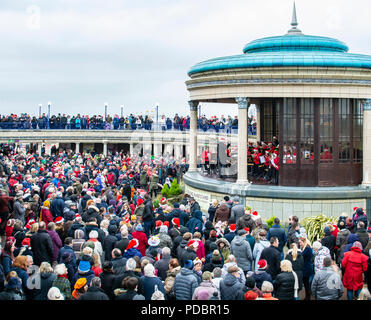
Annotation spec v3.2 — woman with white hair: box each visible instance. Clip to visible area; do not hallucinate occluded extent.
[273,260,299,300]
[260,281,278,300]
[47,286,65,300]
[52,263,72,300]
[312,240,331,273]
[140,263,166,300]
[88,230,103,264]
[34,261,57,300]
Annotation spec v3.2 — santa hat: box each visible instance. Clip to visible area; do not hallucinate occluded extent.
[229,224,236,232]
[172,218,180,228]
[155,220,163,228]
[25,219,36,229]
[160,197,167,205]
[137,198,144,206]
[244,227,250,233]
[125,239,139,251]
[187,239,199,249]
[163,221,170,228]
[22,237,31,248]
[123,216,130,224]
[252,211,258,216]
[257,259,267,270]
[89,179,95,184]
[54,216,64,224]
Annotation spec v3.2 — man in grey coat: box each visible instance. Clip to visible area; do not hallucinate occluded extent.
[230,229,253,274]
[173,260,199,300]
[311,257,344,300]
[229,196,245,224]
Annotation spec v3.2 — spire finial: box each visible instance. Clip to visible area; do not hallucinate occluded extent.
[291,2,298,27]
[287,1,302,34]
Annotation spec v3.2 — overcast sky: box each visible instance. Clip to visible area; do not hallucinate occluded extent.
[0,0,370,118]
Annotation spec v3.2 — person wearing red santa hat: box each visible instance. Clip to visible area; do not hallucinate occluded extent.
[123,238,142,259]
[131,224,148,257]
[224,223,237,244]
[179,239,199,267]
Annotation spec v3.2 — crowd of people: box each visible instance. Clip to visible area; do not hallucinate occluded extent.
[0,113,257,133]
[0,144,369,301]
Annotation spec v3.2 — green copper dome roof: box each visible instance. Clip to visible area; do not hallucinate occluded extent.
[242,34,349,53]
[188,5,371,76]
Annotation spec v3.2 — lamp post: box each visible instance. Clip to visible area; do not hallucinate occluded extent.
[121,104,124,118]
[38,104,42,118]
[104,102,108,129]
[47,101,51,129]
[155,102,159,130]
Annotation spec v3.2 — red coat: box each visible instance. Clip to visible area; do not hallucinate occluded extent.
[40,207,53,227]
[342,246,368,291]
[131,231,148,257]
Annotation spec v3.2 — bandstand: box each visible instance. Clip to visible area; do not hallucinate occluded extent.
[183,4,371,221]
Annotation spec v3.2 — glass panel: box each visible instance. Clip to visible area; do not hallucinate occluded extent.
[282,98,296,165]
[283,142,297,164]
[338,99,351,163]
[353,100,363,164]
[300,99,314,164]
[320,142,334,163]
[300,142,314,164]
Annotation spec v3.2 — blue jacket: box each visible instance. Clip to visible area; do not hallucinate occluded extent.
[220,273,244,300]
[186,210,203,234]
[173,267,199,300]
[140,276,166,300]
[267,224,287,253]
[301,245,314,278]
[50,197,65,217]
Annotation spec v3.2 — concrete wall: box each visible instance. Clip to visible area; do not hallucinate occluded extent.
[184,183,366,222]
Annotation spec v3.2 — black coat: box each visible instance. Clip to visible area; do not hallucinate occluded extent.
[79,286,109,300]
[103,233,119,261]
[260,245,281,280]
[285,251,304,291]
[142,200,154,222]
[30,229,54,266]
[99,271,116,300]
[115,238,130,254]
[273,271,295,300]
[179,248,197,267]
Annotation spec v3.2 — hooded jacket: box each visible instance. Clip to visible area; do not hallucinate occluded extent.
[214,204,230,223]
[311,266,344,300]
[253,239,270,271]
[220,273,243,300]
[173,267,199,300]
[186,210,203,234]
[230,235,253,271]
[342,246,368,291]
[236,214,255,232]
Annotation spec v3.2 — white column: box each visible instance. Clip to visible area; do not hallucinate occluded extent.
[362,99,371,186]
[189,100,199,172]
[37,143,42,155]
[236,97,249,184]
[256,104,261,142]
[154,143,162,157]
[129,143,134,156]
[174,144,182,160]
[165,144,174,157]
[75,142,80,154]
[103,141,108,156]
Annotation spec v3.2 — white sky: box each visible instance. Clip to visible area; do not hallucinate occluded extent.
[0,0,370,118]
